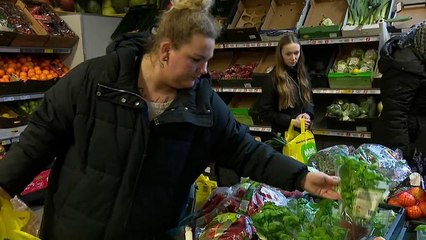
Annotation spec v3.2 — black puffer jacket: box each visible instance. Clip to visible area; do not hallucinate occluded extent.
[372,36,426,161]
[0,33,308,239]
[250,68,314,134]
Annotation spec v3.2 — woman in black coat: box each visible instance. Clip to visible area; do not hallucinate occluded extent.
[250,33,314,134]
[372,21,426,173]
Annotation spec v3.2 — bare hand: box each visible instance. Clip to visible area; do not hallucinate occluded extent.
[294,113,311,130]
[301,172,341,200]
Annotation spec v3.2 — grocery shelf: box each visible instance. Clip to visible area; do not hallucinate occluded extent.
[213,87,262,93]
[312,112,372,139]
[249,126,272,132]
[0,125,26,145]
[312,128,371,139]
[0,93,44,103]
[215,36,380,49]
[1,136,20,146]
[312,88,380,94]
[0,46,72,54]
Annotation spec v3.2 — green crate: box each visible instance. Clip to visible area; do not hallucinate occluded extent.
[230,108,254,126]
[298,25,342,39]
[328,71,372,89]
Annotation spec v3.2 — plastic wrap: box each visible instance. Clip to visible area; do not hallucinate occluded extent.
[336,155,389,239]
[307,145,354,174]
[0,196,41,240]
[0,2,35,34]
[195,180,288,227]
[197,213,256,240]
[355,144,412,190]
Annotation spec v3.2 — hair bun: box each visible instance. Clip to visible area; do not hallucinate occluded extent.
[171,0,213,11]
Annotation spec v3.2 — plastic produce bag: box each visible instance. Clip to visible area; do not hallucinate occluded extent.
[0,195,41,240]
[355,144,412,190]
[195,174,218,210]
[336,155,389,239]
[197,213,256,240]
[308,144,354,174]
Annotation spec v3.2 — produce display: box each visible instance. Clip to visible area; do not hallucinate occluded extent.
[331,48,377,74]
[210,63,258,80]
[0,54,69,82]
[0,2,35,35]
[25,1,76,38]
[326,97,376,121]
[181,173,405,240]
[387,182,426,220]
[346,0,391,25]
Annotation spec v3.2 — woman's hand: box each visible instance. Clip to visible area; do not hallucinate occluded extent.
[301,172,341,200]
[294,113,311,130]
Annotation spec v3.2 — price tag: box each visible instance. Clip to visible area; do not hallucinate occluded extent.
[1,140,11,145]
[1,97,15,102]
[44,48,54,53]
[19,95,30,100]
[341,89,352,94]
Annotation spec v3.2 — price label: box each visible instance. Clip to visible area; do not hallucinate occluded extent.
[44,48,54,53]
[1,97,15,102]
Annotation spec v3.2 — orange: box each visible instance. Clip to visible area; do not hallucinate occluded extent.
[6,67,15,74]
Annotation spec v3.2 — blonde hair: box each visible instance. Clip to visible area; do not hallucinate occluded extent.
[150,0,221,51]
[274,33,312,110]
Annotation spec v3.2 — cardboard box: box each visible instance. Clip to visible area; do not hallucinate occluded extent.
[298,0,348,39]
[260,0,310,41]
[253,49,276,74]
[0,104,27,129]
[341,0,395,37]
[218,50,263,87]
[223,0,268,42]
[7,0,49,47]
[23,1,79,48]
[392,2,426,30]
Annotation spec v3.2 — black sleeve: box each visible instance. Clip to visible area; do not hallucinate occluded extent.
[0,63,88,196]
[211,92,308,191]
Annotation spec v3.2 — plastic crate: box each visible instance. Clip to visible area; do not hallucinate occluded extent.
[328,71,373,89]
[230,108,254,126]
[303,44,338,88]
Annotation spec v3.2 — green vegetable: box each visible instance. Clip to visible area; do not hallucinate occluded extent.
[336,155,388,226]
[347,0,391,25]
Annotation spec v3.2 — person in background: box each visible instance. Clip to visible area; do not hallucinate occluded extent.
[372,21,426,174]
[0,1,340,239]
[250,33,314,134]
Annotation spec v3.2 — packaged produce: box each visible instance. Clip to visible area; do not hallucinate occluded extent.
[308,144,354,174]
[355,144,412,190]
[198,213,256,240]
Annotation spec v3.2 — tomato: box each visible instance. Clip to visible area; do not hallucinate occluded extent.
[409,187,426,201]
[387,197,402,207]
[418,202,426,217]
[406,205,423,219]
[398,192,417,207]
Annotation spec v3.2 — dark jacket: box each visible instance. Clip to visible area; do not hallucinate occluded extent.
[0,33,308,239]
[372,36,426,161]
[250,68,314,134]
